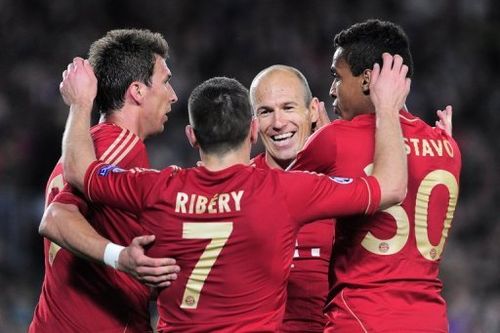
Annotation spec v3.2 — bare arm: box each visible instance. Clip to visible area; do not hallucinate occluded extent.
[60,57,99,192]
[370,53,410,209]
[39,202,180,287]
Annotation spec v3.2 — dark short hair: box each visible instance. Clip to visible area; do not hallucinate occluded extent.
[88,29,169,114]
[334,19,413,77]
[188,77,253,155]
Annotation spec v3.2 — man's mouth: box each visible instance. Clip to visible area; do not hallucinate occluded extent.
[272,132,294,142]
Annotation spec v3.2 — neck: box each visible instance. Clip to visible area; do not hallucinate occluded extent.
[200,145,251,172]
[265,153,290,170]
[100,107,145,140]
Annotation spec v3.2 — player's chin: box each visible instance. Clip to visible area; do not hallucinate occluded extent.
[152,123,165,135]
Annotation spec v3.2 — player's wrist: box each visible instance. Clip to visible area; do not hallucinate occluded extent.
[103,242,125,269]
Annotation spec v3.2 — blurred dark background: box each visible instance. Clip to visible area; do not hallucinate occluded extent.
[0,0,499,332]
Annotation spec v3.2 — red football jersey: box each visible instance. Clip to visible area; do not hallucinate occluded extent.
[292,110,461,332]
[29,123,153,333]
[252,153,333,332]
[83,162,381,332]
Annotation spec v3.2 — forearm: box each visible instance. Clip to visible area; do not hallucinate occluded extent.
[62,103,96,192]
[371,110,407,208]
[39,203,109,264]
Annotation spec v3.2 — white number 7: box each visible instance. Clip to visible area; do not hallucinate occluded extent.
[181,222,233,309]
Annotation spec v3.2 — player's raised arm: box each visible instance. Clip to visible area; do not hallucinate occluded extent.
[60,57,98,192]
[370,53,410,209]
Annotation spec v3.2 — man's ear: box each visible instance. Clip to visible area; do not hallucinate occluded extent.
[185,125,199,148]
[128,82,145,105]
[362,69,371,95]
[250,117,259,144]
[308,97,320,123]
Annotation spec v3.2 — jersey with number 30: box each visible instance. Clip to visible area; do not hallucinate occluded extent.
[292,110,461,333]
[83,162,381,332]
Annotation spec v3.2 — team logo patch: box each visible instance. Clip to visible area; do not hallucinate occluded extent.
[330,176,353,184]
[98,164,123,176]
[111,167,126,173]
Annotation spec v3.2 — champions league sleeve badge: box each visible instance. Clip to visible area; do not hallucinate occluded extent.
[329,176,353,184]
[98,164,125,176]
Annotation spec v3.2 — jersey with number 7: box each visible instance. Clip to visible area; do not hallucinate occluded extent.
[292,110,461,332]
[83,162,381,332]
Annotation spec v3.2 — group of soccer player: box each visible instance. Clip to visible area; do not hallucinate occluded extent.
[29,19,461,333]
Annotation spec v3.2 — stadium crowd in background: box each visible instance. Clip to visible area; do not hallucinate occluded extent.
[0,1,498,332]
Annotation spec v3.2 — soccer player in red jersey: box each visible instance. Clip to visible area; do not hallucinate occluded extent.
[59,52,410,332]
[290,19,461,332]
[250,65,334,332]
[30,29,179,332]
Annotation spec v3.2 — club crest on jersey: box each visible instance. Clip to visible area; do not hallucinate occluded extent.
[98,164,124,176]
[330,176,353,184]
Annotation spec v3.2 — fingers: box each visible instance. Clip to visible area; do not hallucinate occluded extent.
[435,105,453,136]
[132,234,156,246]
[135,256,177,268]
[315,101,330,130]
[143,272,179,288]
[137,264,180,277]
[380,53,408,78]
[136,265,181,288]
[370,62,380,87]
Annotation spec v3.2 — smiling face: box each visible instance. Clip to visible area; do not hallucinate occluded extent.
[252,69,318,169]
[139,55,178,138]
[329,47,373,120]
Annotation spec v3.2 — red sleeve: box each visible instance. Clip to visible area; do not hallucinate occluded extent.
[52,184,89,216]
[84,161,177,215]
[288,124,336,174]
[281,171,381,226]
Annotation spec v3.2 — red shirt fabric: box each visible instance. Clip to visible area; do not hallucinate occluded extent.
[252,153,334,332]
[29,123,153,333]
[83,161,381,332]
[291,110,462,332]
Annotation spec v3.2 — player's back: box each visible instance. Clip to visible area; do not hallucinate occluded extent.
[149,164,299,332]
[30,123,152,332]
[323,111,461,332]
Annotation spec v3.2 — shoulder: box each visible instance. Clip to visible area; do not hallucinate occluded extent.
[92,123,146,165]
[250,153,270,169]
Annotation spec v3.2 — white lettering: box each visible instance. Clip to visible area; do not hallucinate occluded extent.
[195,196,208,214]
[430,139,443,156]
[444,140,454,157]
[174,191,245,214]
[175,192,188,213]
[231,191,244,211]
[218,193,231,213]
[421,139,434,157]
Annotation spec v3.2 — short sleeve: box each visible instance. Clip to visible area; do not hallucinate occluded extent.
[280,171,381,227]
[83,161,172,215]
[288,124,337,174]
